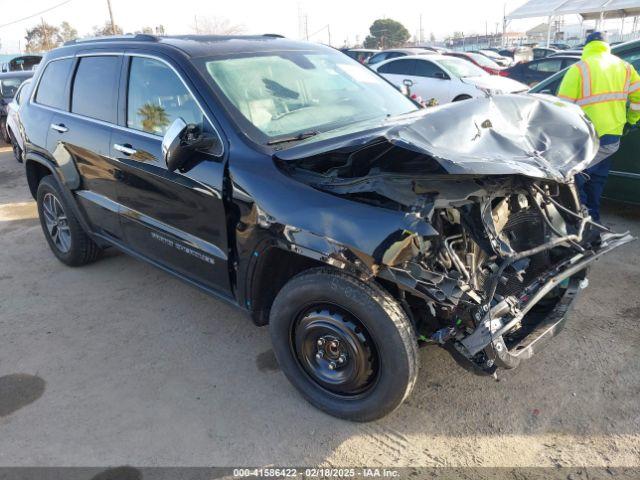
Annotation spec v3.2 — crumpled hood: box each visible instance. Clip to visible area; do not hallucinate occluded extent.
[461,75,528,93]
[275,93,599,183]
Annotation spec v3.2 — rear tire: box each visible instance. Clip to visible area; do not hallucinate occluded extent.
[36,175,101,266]
[269,268,418,422]
[0,118,10,144]
[8,129,23,163]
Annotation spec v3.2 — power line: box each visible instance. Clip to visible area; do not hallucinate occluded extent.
[0,0,73,29]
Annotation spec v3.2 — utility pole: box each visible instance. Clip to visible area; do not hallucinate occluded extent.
[41,17,49,51]
[106,0,116,35]
[419,14,424,44]
[502,3,507,47]
[194,15,199,34]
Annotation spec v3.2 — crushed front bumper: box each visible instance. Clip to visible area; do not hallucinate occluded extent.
[454,232,634,373]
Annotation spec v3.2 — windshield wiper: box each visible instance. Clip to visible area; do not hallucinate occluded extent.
[267,130,318,146]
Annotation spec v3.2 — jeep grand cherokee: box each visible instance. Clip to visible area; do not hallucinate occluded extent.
[20,34,632,421]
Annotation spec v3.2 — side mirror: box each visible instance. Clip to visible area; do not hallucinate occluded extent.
[162,118,221,172]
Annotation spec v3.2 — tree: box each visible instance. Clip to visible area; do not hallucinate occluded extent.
[191,16,245,35]
[92,21,123,36]
[137,104,169,133]
[60,21,78,42]
[365,18,410,49]
[25,21,62,53]
[135,26,154,35]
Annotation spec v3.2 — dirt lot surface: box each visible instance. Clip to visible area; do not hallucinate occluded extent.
[1,145,639,469]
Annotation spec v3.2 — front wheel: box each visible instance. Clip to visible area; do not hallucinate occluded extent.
[269,268,418,422]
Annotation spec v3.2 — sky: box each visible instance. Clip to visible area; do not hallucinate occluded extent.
[0,0,577,53]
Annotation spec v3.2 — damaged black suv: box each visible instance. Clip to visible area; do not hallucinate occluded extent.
[21,34,632,421]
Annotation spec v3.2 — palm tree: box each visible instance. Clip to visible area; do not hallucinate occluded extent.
[137,103,169,134]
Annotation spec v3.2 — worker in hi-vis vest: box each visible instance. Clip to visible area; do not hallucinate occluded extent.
[558,31,640,222]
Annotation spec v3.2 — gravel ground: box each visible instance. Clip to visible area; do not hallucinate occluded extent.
[0,146,639,469]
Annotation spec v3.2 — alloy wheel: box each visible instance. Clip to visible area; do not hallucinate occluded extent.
[42,193,71,253]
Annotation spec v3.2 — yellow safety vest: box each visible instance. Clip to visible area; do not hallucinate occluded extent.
[558,40,640,136]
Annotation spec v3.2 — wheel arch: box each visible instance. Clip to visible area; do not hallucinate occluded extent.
[25,154,55,199]
[25,153,95,238]
[246,244,327,326]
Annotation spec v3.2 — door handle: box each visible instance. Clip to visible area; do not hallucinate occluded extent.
[50,123,68,133]
[114,143,137,156]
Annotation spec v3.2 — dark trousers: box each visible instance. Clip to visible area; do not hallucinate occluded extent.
[575,139,620,223]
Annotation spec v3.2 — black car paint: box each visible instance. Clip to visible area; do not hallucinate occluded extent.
[20,36,632,378]
[21,37,422,321]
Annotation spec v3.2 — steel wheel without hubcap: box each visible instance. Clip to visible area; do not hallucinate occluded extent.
[292,307,379,397]
[42,193,71,253]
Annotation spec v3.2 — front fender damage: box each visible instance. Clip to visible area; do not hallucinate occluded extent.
[265,94,634,375]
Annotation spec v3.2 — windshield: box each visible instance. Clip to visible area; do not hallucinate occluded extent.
[439,57,488,78]
[0,77,24,98]
[467,53,501,68]
[201,50,418,142]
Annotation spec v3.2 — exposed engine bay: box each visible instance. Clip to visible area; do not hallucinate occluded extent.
[275,94,634,374]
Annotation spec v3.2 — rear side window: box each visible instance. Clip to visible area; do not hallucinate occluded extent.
[71,56,120,123]
[35,58,73,109]
[378,59,415,75]
[531,59,563,73]
[414,60,447,78]
[127,57,204,136]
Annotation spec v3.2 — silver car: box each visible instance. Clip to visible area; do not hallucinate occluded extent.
[4,78,31,162]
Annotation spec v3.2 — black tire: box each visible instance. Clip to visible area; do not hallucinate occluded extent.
[269,268,418,422]
[7,129,23,163]
[36,175,101,266]
[453,94,472,102]
[0,118,10,144]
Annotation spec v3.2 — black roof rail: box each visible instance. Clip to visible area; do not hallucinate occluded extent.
[63,34,158,46]
[263,33,285,38]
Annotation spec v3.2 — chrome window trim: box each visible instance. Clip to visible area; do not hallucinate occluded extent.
[28,52,225,156]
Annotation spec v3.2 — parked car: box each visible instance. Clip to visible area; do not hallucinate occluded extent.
[367,48,434,65]
[549,49,582,57]
[532,47,558,59]
[1,55,42,72]
[473,49,513,67]
[340,48,378,63]
[20,34,631,421]
[372,55,527,105]
[550,43,570,50]
[5,79,31,162]
[499,55,580,86]
[444,51,503,75]
[0,70,33,143]
[499,47,534,64]
[418,45,451,54]
[530,39,640,204]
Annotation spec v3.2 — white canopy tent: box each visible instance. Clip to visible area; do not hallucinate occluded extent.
[507,0,640,45]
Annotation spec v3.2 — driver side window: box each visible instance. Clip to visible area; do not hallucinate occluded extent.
[127,57,204,136]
